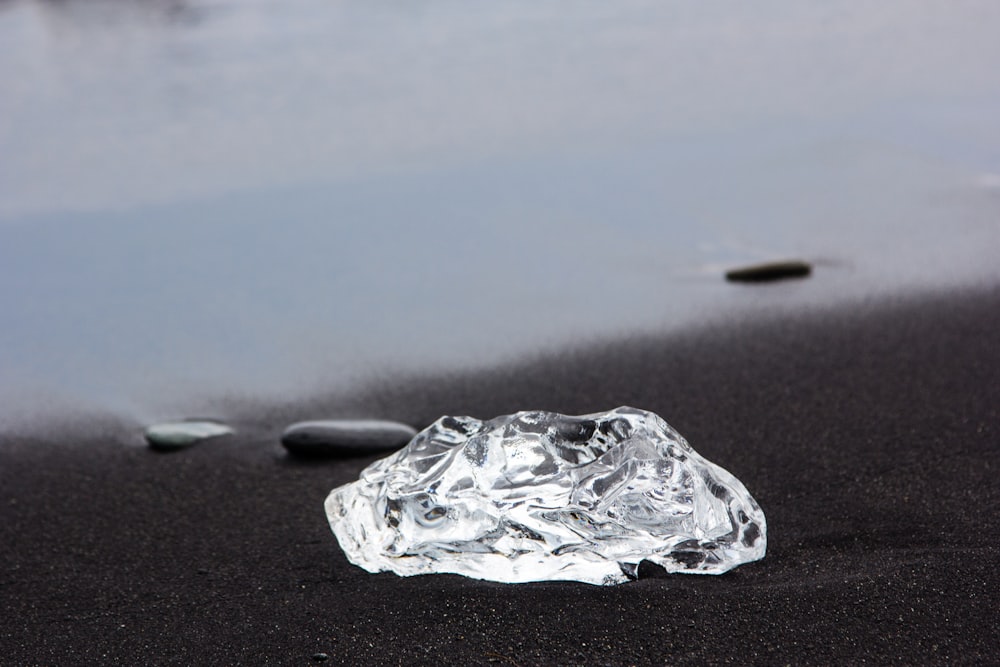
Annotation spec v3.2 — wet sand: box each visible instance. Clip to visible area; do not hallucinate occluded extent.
[2,286,999,665]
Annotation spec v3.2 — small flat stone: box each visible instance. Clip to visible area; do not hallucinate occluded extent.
[144,420,234,451]
[725,260,812,283]
[311,654,329,662]
[281,419,417,457]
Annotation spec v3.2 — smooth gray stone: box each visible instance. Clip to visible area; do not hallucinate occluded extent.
[144,420,234,451]
[725,260,812,283]
[281,419,417,457]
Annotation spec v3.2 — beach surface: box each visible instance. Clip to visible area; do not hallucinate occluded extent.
[2,285,998,665]
[4,3,1000,664]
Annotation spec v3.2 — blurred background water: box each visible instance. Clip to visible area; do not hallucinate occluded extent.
[2,0,999,425]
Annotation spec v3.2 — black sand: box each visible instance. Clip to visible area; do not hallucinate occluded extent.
[2,286,998,665]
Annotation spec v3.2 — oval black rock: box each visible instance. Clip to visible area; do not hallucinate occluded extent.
[281,419,418,457]
[725,260,812,283]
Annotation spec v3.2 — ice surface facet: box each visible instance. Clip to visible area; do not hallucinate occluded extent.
[324,407,766,585]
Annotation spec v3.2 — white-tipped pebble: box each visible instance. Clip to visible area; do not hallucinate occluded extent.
[144,420,234,450]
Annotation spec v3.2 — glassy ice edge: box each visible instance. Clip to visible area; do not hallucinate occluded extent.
[325,407,766,585]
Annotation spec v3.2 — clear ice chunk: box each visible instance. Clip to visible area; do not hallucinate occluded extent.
[324,407,766,585]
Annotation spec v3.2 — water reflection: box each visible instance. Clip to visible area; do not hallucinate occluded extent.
[1,1,999,421]
[31,0,200,26]
[3,0,999,219]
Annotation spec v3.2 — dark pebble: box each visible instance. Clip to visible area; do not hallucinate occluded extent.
[281,419,418,458]
[725,260,812,283]
[311,653,329,662]
[636,559,670,579]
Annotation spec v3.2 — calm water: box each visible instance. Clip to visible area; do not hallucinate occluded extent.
[2,0,1000,425]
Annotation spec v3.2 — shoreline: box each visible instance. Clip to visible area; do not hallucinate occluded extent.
[2,285,999,664]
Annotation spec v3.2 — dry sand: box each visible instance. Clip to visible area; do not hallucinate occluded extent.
[2,286,998,665]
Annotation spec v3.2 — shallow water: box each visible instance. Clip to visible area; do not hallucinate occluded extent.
[2,0,999,423]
